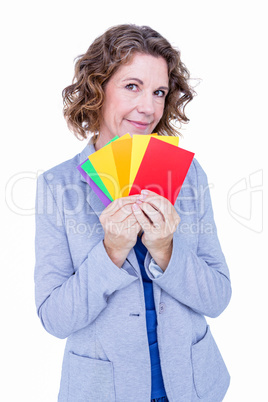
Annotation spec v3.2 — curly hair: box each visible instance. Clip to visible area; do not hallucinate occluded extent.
[62,24,195,142]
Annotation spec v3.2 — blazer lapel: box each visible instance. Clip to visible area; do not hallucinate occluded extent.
[86,190,105,218]
[126,248,140,274]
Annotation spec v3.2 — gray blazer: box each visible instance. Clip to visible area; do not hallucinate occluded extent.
[34,142,232,401]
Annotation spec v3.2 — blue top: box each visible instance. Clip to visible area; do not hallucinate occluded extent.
[134,236,166,399]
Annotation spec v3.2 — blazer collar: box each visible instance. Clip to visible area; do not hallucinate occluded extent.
[79,138,106,218]
[78,138,96,177]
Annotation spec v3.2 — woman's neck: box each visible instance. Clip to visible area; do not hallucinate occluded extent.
[94,131,115,151]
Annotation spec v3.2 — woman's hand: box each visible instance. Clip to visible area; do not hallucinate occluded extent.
[132,190,180,271]
[99,195,142,268]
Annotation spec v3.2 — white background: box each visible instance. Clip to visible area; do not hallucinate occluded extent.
[1,0,267,400]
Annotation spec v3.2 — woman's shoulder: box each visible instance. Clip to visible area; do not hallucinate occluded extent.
[185,157,208,187]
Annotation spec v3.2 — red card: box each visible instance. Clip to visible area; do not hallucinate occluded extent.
[129,137,194,204]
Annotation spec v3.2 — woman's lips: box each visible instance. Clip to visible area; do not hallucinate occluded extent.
[126,119,151,130]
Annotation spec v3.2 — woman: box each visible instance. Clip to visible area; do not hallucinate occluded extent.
[35,24,231,401]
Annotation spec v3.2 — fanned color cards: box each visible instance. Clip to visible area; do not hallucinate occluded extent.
[77,134,194,206]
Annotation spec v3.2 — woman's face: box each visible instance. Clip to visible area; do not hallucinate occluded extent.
[98,53,169,148]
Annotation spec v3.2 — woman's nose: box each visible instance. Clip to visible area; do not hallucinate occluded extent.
[137,92,154,115]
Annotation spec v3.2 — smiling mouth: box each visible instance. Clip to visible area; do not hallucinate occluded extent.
[126,120,152,129]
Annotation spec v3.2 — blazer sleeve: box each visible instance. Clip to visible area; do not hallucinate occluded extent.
[34,173,138,339]
[145,159,232,318]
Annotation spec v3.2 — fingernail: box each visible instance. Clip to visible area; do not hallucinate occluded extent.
[138,190,148,201]
[141,190,148,195]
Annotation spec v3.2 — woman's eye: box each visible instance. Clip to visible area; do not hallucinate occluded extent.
[155,90,165,97]
[125,83,138,91]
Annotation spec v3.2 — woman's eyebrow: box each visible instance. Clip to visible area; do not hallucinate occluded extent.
[158,85,169,91]
[122,77,144,85]
[122,77,169,91]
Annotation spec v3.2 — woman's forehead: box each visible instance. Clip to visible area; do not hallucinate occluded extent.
[112,53,169,83]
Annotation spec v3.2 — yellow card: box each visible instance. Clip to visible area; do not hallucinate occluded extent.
[157,136,179,146]
[129,135,153,190]
[89,141,120,200]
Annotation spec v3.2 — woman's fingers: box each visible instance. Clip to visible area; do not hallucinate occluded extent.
[102,195,140,217]
[132,190,181,238]
[100,195,142,260]
[136,202,164,229]
[110,203,134,223]
[137,190,170,218]
[132,203,151,231]
[100,196,140,229]
[137,190,180,225]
